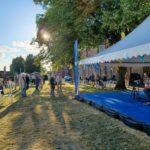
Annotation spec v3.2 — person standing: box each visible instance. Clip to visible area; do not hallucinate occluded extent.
[56,73,62,94]
[91,73,95,87]
[19,73,27,98]
[0,82,4,95]
[8,78,14,96]
[26,74,30,90]
[35,75,41,91]
[14,75,18,90]
[43,75,48,84]
[50,75,56,96]
[144,73,150,100]
[96,74,100,87]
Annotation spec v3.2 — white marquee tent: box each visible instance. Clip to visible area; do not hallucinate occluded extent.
[79,16,150,66]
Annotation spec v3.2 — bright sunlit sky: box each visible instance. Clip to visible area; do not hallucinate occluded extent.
[0,0,43,71]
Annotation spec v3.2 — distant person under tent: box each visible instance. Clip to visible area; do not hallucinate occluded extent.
[144,73,150,100]
[112,75,116,81]
[85,75,89,83]
[96,74,100,87]
[103,75,107,82]
[89,73,95,86]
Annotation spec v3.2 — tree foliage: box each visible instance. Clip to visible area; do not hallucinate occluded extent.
[10,55,41,75]
[25,54,41,73]
[34,0,150,71]
[10,56,25,74]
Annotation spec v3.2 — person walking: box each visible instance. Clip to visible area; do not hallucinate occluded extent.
[8,78,14,96]
[14,75,18,90]
[50,75,56,96]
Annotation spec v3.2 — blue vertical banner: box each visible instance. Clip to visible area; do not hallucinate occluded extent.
[73,40,79,95]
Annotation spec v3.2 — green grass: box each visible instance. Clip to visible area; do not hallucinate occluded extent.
[0,83,150,150]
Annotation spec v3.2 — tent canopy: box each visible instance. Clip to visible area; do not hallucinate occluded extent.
[79,16,150,65]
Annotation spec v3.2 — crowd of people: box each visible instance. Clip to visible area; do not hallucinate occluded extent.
[81,72,150,99]
[80,73,116,88]
[18,72,44,97]
[0,71,149,100]
[0,72,63,98]
[19,72,63,97]
[0,73,42,97]
[0,78,15,96]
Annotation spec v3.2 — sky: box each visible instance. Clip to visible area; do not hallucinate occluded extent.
[0,0,43,71]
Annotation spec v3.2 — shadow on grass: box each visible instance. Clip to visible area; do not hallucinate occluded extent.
[0,105,5,109]
[31,89,40,96]
[1,86,150,150]
[13,91,21,98]
[0,92,85,149]
[65,84,102,94]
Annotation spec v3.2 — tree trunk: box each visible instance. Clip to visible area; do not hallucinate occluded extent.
[115,67,127,90]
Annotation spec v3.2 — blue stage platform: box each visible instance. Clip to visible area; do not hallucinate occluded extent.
[76,91,150,134]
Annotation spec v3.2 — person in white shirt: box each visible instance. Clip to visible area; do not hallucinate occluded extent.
[55,73,62,94]
[144,73,150,99]
[19,73,27,98]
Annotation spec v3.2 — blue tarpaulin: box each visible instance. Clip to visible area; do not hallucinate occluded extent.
[77,91,150,133]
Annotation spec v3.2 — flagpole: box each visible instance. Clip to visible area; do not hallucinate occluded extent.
[73,40,79,96]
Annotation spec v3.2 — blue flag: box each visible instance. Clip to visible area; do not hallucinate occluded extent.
[73,40,79,95]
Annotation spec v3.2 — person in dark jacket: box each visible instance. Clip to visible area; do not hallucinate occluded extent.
[0,82,4,95]
[26,74,30,89]
[35,75,41,91]
[50,75,56,96]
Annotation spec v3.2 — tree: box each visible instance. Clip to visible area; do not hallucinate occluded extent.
[34,0,103,71]
[100,0,149,89]
[10,56,25,74]
[25,54,41,73]
[34,0,150,88]
[101,0,150,44]
[115,67,127,90]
